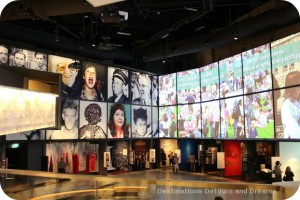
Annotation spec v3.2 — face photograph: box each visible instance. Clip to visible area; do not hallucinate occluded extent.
[79,101,107,139]
[9,48,37,69]
[200,63,219,101]
[177,69,200,104]
[130,72,152,106]
[132,105,152,138]
[107,67,130,104]
[151,76,159,106]
[219,54,243,98]
[31,52,48,71]
[48,55,80,99]
[0,44,9,66]
[271,32,300,89]
[47,99,79,140]
[80,62,107,102]
[107,103,131,139]
[152,107,159,138]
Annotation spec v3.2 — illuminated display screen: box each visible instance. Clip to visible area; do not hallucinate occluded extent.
[159,73,177,106]
[274,86,300,139]
[200,62,219,101]
[158,106,177,138]
[177,103,201,138]
[242,44,272,94]
[177,68,200,104]
[201,100,220,138]
[219,54,242,98]
[271,32,300,89]
[131,105,152,138]
[243,91,274,139]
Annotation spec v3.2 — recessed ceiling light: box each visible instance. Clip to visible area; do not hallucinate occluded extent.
[86,0,125,7]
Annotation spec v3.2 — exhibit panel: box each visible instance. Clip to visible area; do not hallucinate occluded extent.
[80,61,107,102]
[158,106,178,138]
[130,71,152,106]
[46,99,79,140]
[200,62,219,101]
[8,47,48,71]
[158,73,177,106]
[131,105,152,138]
[107,67,130,104]
[219,54,243,98]
[242,44,271,94]
[79,100,107,139]
[48,54,80,99]
[274,86,300,139]
[271,32,300,89]
[177,68,200,104]
[107,103,131,139]
[46,142,99,173]
[177,103,201,138]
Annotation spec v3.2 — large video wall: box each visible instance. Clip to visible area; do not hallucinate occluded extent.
[2,31,300,141]
[158,31,300,140]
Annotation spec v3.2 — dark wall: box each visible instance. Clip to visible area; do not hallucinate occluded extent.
[179,139,197,171]
[27,143,43,170]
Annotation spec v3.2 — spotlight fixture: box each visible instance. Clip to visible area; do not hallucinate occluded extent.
[232,31,239,40]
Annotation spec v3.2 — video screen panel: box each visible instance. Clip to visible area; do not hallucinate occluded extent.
[8,47,48,71]
[177,68,200,104]
[219,54,243,98]
[158,106,177,138]
[79,100,107,139]
[200,62,219,101]
[48,54,80,99]
[244,91,274,139]
[271,32,300,89]
[132,105,152,138]
[159,73,176,106]
[47,99,79,140]
[107,67,130,104]
[80,61,107,101]
[130,72,152,106]
[6,130,45,140]
[274,86,300,139]
[242,44,272,94]
[152,107,159,138]
[201,100,220,138]
[220,97,243,139]
[177,103,201,138]
[152,75,159,106]
[0,44,9,66]
[107,103,131,139]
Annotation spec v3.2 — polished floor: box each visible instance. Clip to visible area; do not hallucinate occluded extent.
[0,168,294,200]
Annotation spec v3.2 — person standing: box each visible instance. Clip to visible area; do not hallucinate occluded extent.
[173,153,179,173]
[274,161,282,182]
[57,157,66,173]
[189,153,196,172]
[161,149,167,170]
[283,166,294,181]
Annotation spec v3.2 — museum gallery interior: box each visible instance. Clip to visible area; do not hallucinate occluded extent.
[0,0,300,199]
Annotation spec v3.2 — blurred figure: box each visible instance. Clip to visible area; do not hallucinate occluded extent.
[0,45,9,66]
[283,166,294,181]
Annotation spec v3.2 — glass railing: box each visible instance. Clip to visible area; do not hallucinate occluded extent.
[0,169,298,200]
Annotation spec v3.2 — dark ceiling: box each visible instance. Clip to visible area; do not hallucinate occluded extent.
[0,0,299,74]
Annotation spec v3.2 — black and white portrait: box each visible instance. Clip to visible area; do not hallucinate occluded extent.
[151,75,159,106]
[130,72,152,106]
[131,105,151,138]
[0,44,9,66]
[107,67,130,104]
[9,47,44,70]
[79,100,107,139]
[47,99,79,140]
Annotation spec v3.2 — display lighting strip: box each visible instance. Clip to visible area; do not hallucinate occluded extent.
[0,85,58,136]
